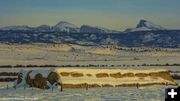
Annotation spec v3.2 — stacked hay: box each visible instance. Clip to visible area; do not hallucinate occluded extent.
[14,68,177,89]
[14,69,61,89]
[57,68,177,88]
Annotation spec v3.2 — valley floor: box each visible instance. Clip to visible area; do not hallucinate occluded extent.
[0,43,180,66]
[0,43,179,101]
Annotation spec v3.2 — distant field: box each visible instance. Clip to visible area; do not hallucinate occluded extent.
[0,43,180,66]
[0,43,179,87]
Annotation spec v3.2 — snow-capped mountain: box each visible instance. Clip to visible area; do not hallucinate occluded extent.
[51,21,79,33]
[35,25,51,32]
[0,20,179,47]
[0,25,32,31]
[125,19,165,32]
[0,21,120,33]
[80,25,120,34]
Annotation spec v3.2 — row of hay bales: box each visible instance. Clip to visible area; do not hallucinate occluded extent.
[60,71,175,82]
[15,68,177,89]
[61,82,173,88]
[58,68,177,88]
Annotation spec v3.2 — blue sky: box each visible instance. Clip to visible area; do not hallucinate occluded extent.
[0,0,180,31]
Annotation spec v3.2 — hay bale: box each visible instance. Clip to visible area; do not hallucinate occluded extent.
[88,84,101,88]
[86,74,92,77]
[135,73,149,77]
[139,77,145,80]
[110,72,122,78]
[96,73,109,78]
[151,77,158,80]
[47,72,60,85]
[115,83,137,87]
[25,71,58,89]
[122,72,134,77]
[62,83,87,88]
[32,73,48,89]
[102,84,114,87]
[71,72,84,77]
[149,71,174,82]
[60,72,70,76]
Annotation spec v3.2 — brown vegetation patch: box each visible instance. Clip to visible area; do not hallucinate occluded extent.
[71,72,84,77]
[102,84,114,87]
[96,73,109,78]
[122,73,134,77]
[60,72,70,76]
[86,74,92,77]
[135,73,149,77]
[109,72,122,78]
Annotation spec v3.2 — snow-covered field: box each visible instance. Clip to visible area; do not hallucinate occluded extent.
[0,43,180,66]
[0,83,167,101]
[0,43,179,101]
[0,68,179,101]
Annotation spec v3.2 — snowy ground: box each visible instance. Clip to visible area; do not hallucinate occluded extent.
[0,43,179,101]
[0,84,167,101]
[0,43,180,66]
[0,68,179,101]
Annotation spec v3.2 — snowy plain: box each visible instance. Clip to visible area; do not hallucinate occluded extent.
[0,44,180,101]
[0,83,167,101]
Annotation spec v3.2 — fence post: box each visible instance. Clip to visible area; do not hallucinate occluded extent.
[136,83,139,89]
[60,84,63,92]
[6,85,8,89]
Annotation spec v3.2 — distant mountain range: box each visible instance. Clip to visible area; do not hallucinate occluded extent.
[0,19,180,47]
[0,21,121,33]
